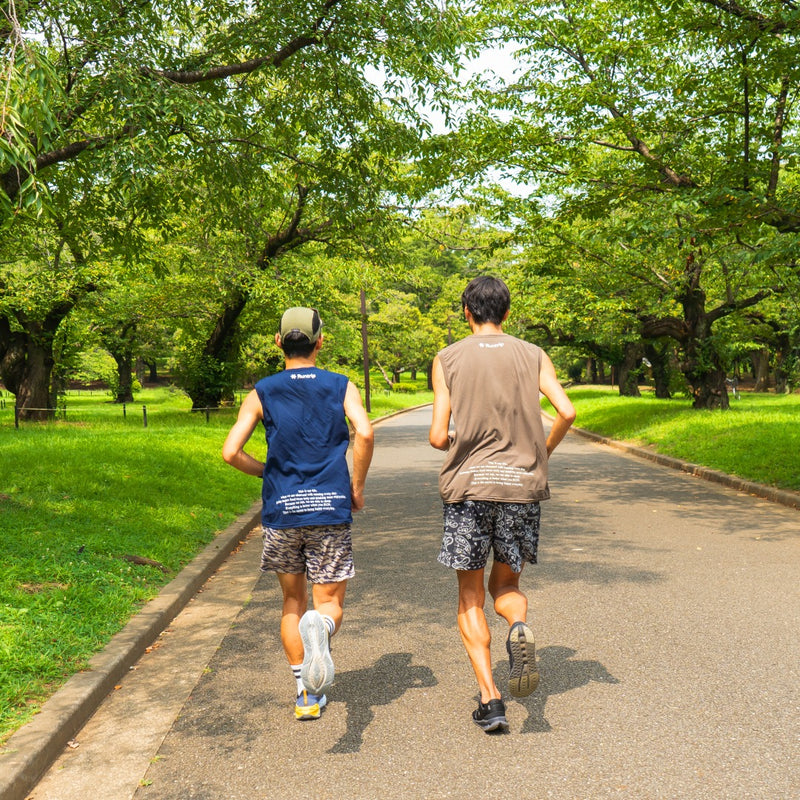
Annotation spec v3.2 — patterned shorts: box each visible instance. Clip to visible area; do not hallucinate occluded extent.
[261,523,355,583]
[438,500,541,573]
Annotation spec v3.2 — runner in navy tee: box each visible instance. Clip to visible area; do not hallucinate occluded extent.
[223,307,374,721]
[256,367,352,529]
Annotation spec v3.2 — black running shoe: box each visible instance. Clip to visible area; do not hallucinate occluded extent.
[507,621,540,697]
[472,699,509,733]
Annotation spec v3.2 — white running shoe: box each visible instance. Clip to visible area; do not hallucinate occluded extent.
[299,610,334,694]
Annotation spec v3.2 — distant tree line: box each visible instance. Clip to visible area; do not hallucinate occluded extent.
[2,0,798,417]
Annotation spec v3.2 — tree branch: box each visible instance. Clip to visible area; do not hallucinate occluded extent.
[549,21,696,188]
[693,0,794,32]
[2,0,342,201]
[640,315,688,341]
[259,185,310,266]
[141,36,317,84]
[606,102,695,187]
[591,139,637,153]
[140,0,341,85]
[766,76,790,199]
[1,125,139,199]
[706,288,774,324]
[256,186,336,268]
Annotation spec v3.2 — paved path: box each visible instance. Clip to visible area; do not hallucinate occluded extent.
[29,407,800,799]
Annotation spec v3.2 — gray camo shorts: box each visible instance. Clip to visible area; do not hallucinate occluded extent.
[261,523,355,583]
[438,500,541,573]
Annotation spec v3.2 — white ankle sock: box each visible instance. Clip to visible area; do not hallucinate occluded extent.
[322,614,335,637]
[290,663,304,694]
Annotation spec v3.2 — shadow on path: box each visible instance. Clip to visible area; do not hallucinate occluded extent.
[328,653,437,754]
[493,645,620,734]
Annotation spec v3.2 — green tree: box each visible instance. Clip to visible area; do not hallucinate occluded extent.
[476,0,800,408]
[368,290,439,386]
[0,217,101,418]
[1,0,474,413]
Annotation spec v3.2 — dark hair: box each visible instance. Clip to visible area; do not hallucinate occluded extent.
[280,330,317,359]
[461,276,510,325]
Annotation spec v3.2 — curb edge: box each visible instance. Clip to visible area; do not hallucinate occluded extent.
[562,419,800,511]
[0,501,262,800]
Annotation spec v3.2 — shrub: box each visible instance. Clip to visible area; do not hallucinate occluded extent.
[567,360,584,382]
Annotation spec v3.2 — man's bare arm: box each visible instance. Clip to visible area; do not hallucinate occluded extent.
[538,352,576,456]
[222,390,265,476]
[429,356,452,451]
[343,381,374,511]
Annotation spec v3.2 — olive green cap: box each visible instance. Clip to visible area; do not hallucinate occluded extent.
[279,307,322,343]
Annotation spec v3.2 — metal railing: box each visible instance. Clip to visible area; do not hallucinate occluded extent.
[5,402,239,428]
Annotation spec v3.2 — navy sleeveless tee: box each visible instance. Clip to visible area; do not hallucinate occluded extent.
[254,367,352,529]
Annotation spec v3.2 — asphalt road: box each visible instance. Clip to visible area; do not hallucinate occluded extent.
[29,407,800,800]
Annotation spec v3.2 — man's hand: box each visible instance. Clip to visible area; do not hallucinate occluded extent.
[351,484,365,512]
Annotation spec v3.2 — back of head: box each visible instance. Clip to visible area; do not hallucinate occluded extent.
[279,307,322,358]
[461,276,510,325]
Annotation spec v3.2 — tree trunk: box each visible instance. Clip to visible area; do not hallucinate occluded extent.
[14,340,54,420]
[51,370,68,403]
[749,348,770,392]
[680,271,731,409]
[644,342,672,399]
[0,316,62,421]
[374,359,394,390]
[680,289,730,409]
[104,321,138,403]
[617,342,642,397]
[684,343,729,408]
[643,278,730,409]
[586,357,598,384]
[112,352,135,403]
[144,359,159,383]
[773,333,790,393]
[186,291,248,409]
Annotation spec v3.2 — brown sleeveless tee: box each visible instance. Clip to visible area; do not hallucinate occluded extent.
[437,333,550,504]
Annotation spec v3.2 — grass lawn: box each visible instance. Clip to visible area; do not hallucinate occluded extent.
[0,387,262,742]
[546,385,800,493]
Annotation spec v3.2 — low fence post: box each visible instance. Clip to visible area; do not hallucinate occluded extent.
[142,405,148,428]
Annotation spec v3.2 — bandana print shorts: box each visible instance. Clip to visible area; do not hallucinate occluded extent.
[438,500,540,572]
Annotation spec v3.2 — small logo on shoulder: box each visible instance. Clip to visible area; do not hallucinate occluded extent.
[479,342,505,349]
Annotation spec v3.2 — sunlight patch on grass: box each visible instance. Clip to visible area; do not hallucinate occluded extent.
[555,386,800,491]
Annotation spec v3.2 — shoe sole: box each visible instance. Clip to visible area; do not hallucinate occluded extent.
[295,694,327,721]
[508,623,539,697]
[299,611,334,694]
[473,715,509,733]
[295,707,321,720]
